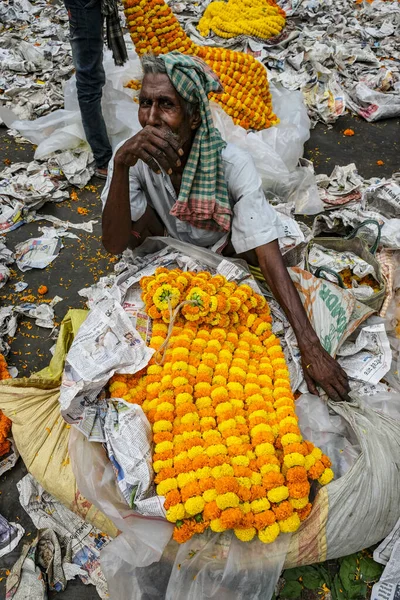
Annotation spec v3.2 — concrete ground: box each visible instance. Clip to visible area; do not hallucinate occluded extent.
[0,111,398,598]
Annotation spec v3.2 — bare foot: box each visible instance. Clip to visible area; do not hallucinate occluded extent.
[94,166,108,179]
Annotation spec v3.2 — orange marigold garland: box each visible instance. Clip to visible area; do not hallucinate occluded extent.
[122,0,279,130]
[109,268,334,544]
[0,354,12,457]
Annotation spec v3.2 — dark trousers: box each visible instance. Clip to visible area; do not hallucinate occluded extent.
[64,0,113,168]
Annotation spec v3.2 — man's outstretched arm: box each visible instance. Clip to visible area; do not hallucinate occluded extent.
[256,240,351,402]
[102,160,132,255]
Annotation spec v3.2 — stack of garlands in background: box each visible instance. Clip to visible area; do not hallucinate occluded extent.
[109,268,333,544]
[198,0,286,41]
[122,0,279,130]
[0,354,12,457]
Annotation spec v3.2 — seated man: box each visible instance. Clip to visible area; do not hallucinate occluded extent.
[102,52,350,402]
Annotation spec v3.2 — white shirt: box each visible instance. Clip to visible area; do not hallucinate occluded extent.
[101,141,285,255]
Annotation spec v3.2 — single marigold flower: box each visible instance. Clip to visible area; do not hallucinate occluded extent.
[272,500,293,521]
[308,460,325,480]
[258,522,280,544]
[297,502,313,521]
[288,481,310,499]
[262,472,285,491]
[220,507,243,529]
[286,466,308,483]
[203,501,221,521]
[253,510,276,530]
[164,489,181,510]
[278,513,301,533]
[234,527,256,542]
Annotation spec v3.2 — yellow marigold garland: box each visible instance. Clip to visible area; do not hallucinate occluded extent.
[109,268,334,544]
[198,0,286,41]
[122,0,279,130]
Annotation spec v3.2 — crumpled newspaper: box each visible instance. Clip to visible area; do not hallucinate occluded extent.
[372,518,400,600]
[0,296,62,354]
[15,235,63,272]
[313,204,400,250]
[32,213,98,233]
[337,320,392,386]
[0,512,24,560]
[316,164,364,208]
[0,438,19,476]
[0,3,72,122]
[59,292,154,425]
[0,305,18,355]
[6,473,109,599]
[374,516,400,567]
[363,174,400,218]
[311,167,400,249]
[0,160,69,210]
[14,216,94,270]
[0,196,26,234]
[0,236,14,289]
[13,295,63,328]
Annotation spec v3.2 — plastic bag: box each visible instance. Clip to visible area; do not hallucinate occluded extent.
[69,428,290,600]
[304,221,386,312]
[0,310,118,538]
[5,109,86,159]
[358,391,400,421]
[261,84,311,172]
[291,160,324,215]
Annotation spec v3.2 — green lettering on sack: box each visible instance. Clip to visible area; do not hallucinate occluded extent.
[319,283,330,301]
[332,304,345,320]
[319,286,348,337]
[336,316,347,335]
[326,294,339,311]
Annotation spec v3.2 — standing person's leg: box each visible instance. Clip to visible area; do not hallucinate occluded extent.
[64,0,113,171]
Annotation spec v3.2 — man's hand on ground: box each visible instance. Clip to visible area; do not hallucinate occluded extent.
[255,241,351,403]
[114,125,183,174]
[300,341,351,402]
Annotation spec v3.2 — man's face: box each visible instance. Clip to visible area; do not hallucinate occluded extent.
[138,73,196,146]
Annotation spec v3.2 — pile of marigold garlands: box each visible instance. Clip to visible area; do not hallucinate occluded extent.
[198,0,286,41]
[122,0,279,130]
[109,268,333,544]
[0,354,12,457]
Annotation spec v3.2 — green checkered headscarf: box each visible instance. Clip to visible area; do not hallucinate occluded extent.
[158,52,232,233]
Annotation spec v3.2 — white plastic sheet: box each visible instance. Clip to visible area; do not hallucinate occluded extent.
[69,427,291,600]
